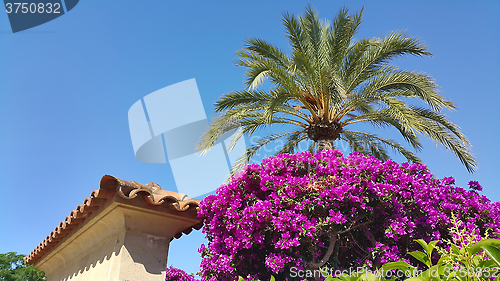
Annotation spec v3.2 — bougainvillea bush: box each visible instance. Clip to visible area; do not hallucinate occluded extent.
[165,266,199,281]
[198,150,500,281]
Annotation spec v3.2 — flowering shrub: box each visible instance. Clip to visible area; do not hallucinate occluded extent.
[198,150,500,281]
[468,180,483,192]
[432,214,500,279]
[320,215,500,281]
[165,266,199,281]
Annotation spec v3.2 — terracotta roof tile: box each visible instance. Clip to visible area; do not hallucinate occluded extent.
[24,175,203,265]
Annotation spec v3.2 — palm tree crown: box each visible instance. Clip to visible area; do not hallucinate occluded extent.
[198,6,476,174]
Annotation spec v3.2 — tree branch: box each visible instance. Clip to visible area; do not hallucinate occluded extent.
[338,219,373,235]
[309,232,338,270]
[308,220,373,270]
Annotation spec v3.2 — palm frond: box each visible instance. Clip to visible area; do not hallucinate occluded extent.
[283,11,306,54]
[308,141,316,153]
[357,70,454,111]
[330,6,363,69]
[228,131,302,177]
[342,130,422,164]
[409,116,476,172]
[276,131,307,155]
[244,38,291,68]
[341,131,390,161]
[201,6,476,175]
[344,31,432,93]
[197,105,303,154]
[411,106,469,145]
[343,109,423,151]
[214,90,273,112]
[235,53,295,91]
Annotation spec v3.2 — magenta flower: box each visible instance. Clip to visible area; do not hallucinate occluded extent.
[165,266,199,281]
[198,151,500,281]
[468,180,483,191]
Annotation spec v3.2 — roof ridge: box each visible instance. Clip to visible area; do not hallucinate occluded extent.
[24,175,202,265]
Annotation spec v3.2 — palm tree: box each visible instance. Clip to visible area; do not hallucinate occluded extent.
[198,6,476,174]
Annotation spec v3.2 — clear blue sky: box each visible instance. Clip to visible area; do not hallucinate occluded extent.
[0,0,498,275]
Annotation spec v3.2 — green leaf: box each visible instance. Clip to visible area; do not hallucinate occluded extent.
[478,258,496,268]
[482,246,500,267]
[405,267,435,281]
[357,270,380,281]
[436,254,449,265]
[334,275,355,281]
[405,277,429,281]
[427,240,439,257]
[380,260,413,271]
[408,251,431,267]
[471,253,484,267]
[468,239,500,255]
[415,239,429,253]
[451,244,461,255]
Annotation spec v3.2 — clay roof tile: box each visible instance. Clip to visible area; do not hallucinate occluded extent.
[24,175,202,265]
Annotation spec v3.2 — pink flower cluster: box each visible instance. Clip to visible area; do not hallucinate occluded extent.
[165,266,199,281]
[198,150,500,281]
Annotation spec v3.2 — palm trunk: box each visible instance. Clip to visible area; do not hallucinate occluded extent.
[317,137,334,151]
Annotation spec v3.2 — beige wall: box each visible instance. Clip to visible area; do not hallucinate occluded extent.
[36,198,200,281]
[46,229,170,281]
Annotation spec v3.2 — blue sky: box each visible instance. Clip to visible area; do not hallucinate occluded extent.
[0,0,498,276]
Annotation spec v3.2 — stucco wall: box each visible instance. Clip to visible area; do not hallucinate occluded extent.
[35,197,200,281]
